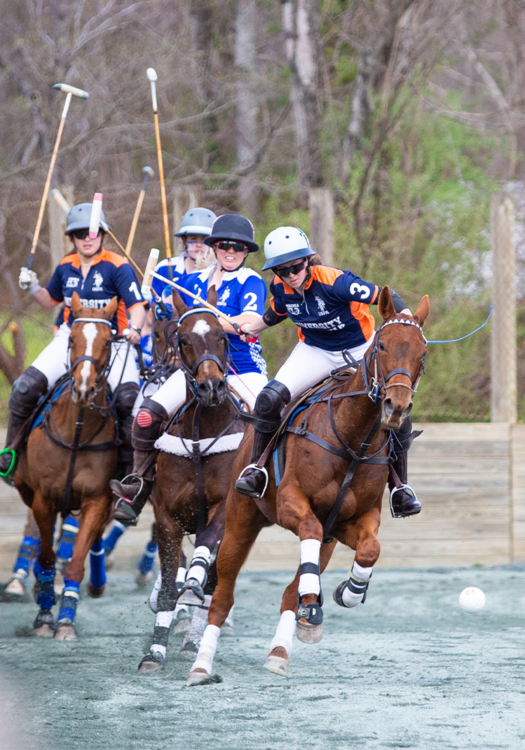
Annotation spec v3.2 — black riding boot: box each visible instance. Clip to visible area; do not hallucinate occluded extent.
[0,367,48,482]
[235,380,291,498]
[114,382,140,467]
[388,417,422,518]
[110,398,167,526]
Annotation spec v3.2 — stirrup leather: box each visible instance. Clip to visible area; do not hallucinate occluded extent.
[0,448,16,478]
[389,483,418,518]
[236,464,269,497]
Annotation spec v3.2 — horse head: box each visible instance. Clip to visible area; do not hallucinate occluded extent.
[374,286,429,430]
[171,287,229,407]
[151,307,180,368]
[69,292,118,406]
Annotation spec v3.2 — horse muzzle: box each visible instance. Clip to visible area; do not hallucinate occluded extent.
[381,396,412,430]
[197,378,227,407]
[71,385,96,407]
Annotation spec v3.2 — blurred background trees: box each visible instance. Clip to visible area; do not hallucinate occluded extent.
[1,0,524,421]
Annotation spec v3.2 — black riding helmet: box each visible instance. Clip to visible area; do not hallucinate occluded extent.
[204,214,259,253]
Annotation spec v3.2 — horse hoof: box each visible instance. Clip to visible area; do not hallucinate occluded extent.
[264,655,289,677]
[296,619,323,644]
[105,553,115,571]
[138,654,163,673]
[33,611,55,637]
[185,670,211,686]
[135,571,154,588]
[177,589,204,607]
[87,582,106,598]
[5,578,25,597]
[54,624,77,641]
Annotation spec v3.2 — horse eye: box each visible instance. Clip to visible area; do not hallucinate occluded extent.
[378,341,386,352]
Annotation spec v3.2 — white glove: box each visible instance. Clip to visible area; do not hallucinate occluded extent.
[19,267,40,293]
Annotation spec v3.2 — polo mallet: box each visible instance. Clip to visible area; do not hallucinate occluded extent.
[146,69,172,266]
[125,166,154,256]
[26,83,89,271]
[51,188,72,214]
[89,193,103,239]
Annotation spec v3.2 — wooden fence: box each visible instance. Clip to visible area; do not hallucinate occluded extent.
[1,423,524,577]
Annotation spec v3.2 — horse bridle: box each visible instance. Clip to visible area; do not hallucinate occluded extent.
[362,318,427,404]
[172,308,232,401]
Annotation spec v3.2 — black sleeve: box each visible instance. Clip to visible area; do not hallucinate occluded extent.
[378,287,407,313]
[262,306,286,327]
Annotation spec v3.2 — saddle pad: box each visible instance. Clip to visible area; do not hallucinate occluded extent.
[155,432,245,458]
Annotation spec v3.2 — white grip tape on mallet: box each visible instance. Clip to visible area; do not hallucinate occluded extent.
[89,193,103,239]
[147,68,158,110]
[142,248,160,298]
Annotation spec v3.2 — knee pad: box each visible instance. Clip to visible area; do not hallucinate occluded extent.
[9,367,48,418]
[132,398,168,451]
[114,382,140,421]
[254,380,291,430]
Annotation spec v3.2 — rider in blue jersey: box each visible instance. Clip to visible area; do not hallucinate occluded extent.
[111,214,269,526]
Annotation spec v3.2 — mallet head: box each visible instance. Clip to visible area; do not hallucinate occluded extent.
[52,83,89,99]
[141,166,154,190]
[142,248,160,299]
[146,68,158,82]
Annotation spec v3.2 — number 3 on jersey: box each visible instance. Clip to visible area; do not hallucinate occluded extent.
[349,282,371,300]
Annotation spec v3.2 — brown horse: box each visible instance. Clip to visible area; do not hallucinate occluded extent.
[186,287,429,683]
[14,292,120,639]
[138,289,245,671]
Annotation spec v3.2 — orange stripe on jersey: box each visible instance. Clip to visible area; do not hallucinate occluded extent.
[116,300,129,334]
[272,276,294,295]
[270,297,288,316]
[305,265,343,289]
[64,308,71,325]
[370,285,379,304]
[58,248,129,269]
[350,302,375,342]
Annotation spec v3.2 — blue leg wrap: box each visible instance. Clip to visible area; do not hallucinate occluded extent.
[89,540,107,589]
[58,579,80,623]
[138,540,158,576]
[56,516,79,561]
[103,521,126,554]
[13,535,38,574]
[34,560,56,611]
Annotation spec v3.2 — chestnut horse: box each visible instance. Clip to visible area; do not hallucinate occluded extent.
[14,293,120,640]
[187,287,429,684]
[139,289,245,671]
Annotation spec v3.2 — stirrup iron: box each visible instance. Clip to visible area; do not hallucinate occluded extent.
[389,483,418,518]
[236,464,269,497]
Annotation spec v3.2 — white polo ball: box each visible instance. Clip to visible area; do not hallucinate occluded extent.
[459,587,486,613]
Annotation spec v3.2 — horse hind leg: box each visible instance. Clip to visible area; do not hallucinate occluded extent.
[333,511,380,611]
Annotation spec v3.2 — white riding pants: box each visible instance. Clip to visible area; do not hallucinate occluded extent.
[143,368,267,415]
[31,323,140,391]
[274,336,374,400]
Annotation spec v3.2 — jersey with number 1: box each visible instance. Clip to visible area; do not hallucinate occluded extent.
[179,265,268,376]
[270,265,379,352]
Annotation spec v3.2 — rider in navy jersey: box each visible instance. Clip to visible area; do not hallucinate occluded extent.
[111,214,269,527]
[0,202,146,481]
[234,226,421,519]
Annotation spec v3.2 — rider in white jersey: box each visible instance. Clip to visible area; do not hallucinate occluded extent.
[110,214,269,526]
[0,203,146,481]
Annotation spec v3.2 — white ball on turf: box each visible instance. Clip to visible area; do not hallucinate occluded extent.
[459,587,486,613]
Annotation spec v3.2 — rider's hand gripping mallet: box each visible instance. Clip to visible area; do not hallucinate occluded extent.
[125,166,154,256]
[146,69,172,269]
[26,83,89,271]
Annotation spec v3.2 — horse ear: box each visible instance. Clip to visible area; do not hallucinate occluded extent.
[102,296,118,320]
[171,289,188,318]
[413,295,430,327]
[207,284,218,309]
[378,286,395,322]
[70,292,84,318]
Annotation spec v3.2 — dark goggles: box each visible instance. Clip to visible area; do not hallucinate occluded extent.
[71,228,102,240]
[215,241,248,253]
[274,259,308,278]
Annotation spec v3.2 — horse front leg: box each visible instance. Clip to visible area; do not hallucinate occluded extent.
[186,492,266,686]
[32,489,57,637]
[139,511,183,673]
[178,502,226,608]
[265,539,337,677]
[333,507,381,611]
[55,496,110,641]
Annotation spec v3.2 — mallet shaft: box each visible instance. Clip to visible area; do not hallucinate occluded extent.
[125,190,146,256]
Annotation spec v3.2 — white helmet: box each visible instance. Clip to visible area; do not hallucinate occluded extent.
[262,226,314,271]
[175,207,217,237]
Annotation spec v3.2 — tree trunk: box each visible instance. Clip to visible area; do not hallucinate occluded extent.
[282,0,323,189]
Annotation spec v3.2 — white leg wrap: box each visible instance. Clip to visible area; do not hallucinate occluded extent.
[191,624,220,675]
[341,561,373,608]
[149,571,162,611]
[186,546,211,585]
[176,566,187,586]
[269,610,296,657]
[174,602,189,617]
[155,610,175,629]
[151,644,166,659]
[298,539,321,597]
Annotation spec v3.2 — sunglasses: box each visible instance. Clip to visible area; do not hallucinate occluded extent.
[71,228,101,240]
[216,241,248,253]
[274,260,307,278]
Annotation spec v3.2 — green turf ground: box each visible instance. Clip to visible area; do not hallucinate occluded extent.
[1,566,524,749]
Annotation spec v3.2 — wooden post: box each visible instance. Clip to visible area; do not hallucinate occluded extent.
[491,192,517,423]
[173,185,202,255]
[47,185,74,268]
[309,187,334,265]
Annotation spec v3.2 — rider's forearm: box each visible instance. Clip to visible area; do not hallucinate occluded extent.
[219,313,265,336]
[32,288,56,309]
[129,304,146,330]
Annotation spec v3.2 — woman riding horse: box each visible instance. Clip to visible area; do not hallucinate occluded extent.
[235,226,420,519]
[0,202,146,481]
[111,213,269,526]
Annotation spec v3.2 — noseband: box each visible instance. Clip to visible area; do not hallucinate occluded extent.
[363,318,427,403]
